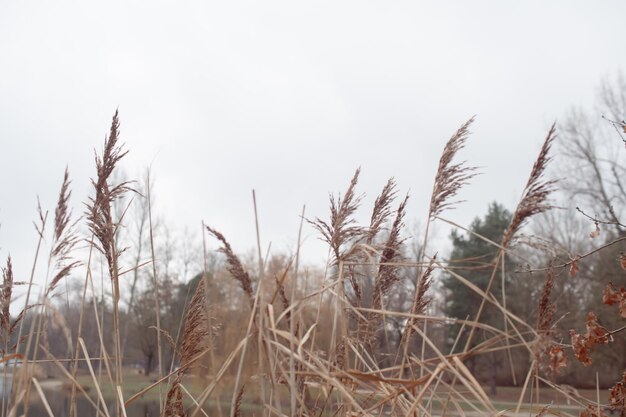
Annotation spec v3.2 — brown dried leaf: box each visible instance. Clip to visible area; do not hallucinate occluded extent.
[608,371,626,412]
[603,282,621,306]
[602,282,626,318]
[570,312,615,366]
[570,329,592,366]
[569,259,579,277]
[586,312,612,345]
[548,345,567,375]
[620,252,626,270]
[580,405,608,417]
[590,222,600,239]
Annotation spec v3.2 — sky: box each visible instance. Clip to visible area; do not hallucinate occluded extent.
[1,1,626,292]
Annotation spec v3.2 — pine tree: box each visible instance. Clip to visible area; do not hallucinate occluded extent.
[442,202,512,387]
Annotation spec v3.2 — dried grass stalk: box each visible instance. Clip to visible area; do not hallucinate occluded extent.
[536,264,556,335]
[44,302,73,353]
[34,198,46,238]
[163,276,217,417]
[502,123,557,248]
[233,384,245,417]
[53,168,72,243]
[205,226,254,305]
[274,274,290,314]
[179,279,211,369]
[429,117,477,219]
[533,264,566,376]
[47,168,80,296]
[309,168,365,262]
[372,195,409,311]
[404,256,434,340]
[150,326,178,353]
[9,304,39,342]
[346,265,362,308]
[85,110,132,301]
[1,257,14,337]
[162,375,185,417]
[366,178,397,244]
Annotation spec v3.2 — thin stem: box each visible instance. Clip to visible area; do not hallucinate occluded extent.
[146,172,163,412]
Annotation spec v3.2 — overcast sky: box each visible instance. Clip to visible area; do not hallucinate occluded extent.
[1,1,626,290]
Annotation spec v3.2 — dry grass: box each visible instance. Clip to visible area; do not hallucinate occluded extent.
[2,111,626,417]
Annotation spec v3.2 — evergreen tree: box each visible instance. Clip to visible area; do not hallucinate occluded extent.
[443,202,511,324]
[442,202,512,390]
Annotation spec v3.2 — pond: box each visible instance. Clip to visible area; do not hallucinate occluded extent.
[23,397,244,417]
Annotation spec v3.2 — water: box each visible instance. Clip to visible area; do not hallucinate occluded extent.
[25,396,244,417]
[26,397,161,417]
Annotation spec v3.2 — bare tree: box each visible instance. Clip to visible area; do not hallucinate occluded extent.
[536,73,626,385]
[120,171,152,358]
[559,73,626,233]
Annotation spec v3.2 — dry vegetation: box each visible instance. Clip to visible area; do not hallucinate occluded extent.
[1,110,626,417]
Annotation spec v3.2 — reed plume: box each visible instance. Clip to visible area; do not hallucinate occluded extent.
[47,168,80,296]
[346,266,363,308]
[162,375,185,417]
[404,256,434,340]
[233,385,245,417]
[429,117,477,219]
[366,178,397,244]
[275,275,290,312]
[346,178,397,309]
[533,263,567,376]
[179,279,212,368]
[34,198,46,239]
[274,272,292,324]
[205,226,254,305]
[85,110,132,301]
[0,257,27,355]
[361,195,409,346]
[372,195,409,311]
[53,168,72,242]
[163,278,215,417]
[536,263,556,336]
[309,168,365,262]
[1,257,14,338]
[502,123,557,248]
[81,110,132,408]
[9,304,38,349]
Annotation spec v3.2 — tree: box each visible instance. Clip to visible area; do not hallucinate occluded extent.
[442,202,513,393]
[120,171,151,358]
[559,73,626,233]
[544,73,626,386]
[130,275,180,377]
[130,288,158,376]
[443,203,511,325]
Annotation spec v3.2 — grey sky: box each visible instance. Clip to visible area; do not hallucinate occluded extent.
[1,1,625,287]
